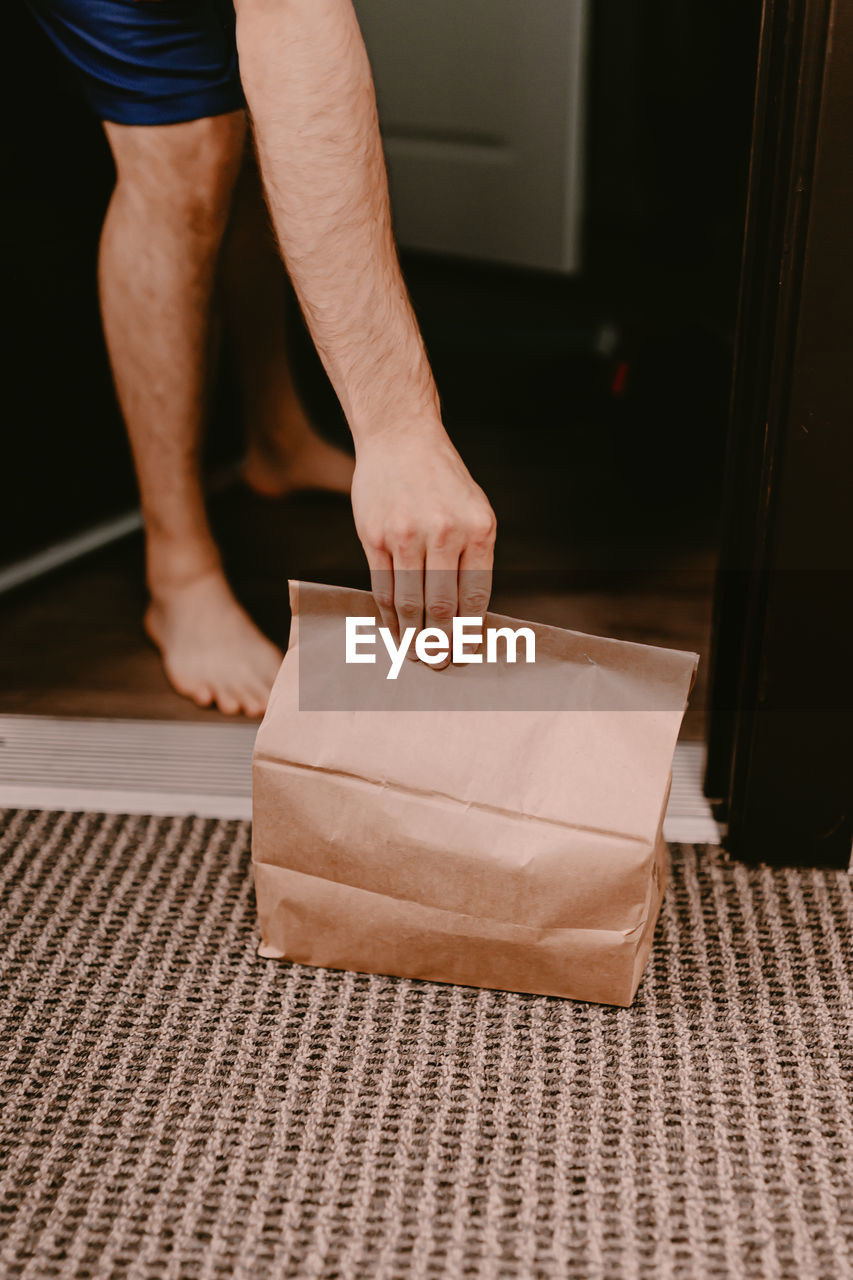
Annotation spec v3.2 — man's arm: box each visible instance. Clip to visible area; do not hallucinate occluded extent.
[233,0,495,643]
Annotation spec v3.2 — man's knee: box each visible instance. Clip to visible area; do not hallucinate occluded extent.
[106,111,247,238]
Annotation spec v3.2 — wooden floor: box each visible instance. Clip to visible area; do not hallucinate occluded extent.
[0,481,715,740]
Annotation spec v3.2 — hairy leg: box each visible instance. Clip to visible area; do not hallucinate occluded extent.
[99,112,282,715]
[220,153,355,497]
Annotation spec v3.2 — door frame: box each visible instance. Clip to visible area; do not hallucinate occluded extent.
[706,0,853,867]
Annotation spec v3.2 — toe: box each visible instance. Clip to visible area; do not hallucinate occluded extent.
[168,668,213,708]
[230,673,268,718]
[243,684,270,717]
[192,684,214,708]
[216,688,242,715]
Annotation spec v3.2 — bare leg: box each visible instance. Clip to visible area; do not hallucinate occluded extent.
[220,154,355,497]
[99,112,282,716]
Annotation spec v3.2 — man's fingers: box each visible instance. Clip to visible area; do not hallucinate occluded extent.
[391,545,426,651]
[458,498,496,619]
[424,559,460,670]
[361,488,495,667]
[458,539,494,622]
[366,549,398,640]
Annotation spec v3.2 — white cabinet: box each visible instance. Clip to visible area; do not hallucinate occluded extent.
[354,0,589,273]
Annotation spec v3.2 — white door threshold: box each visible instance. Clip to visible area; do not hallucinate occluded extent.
[0,714,723,843]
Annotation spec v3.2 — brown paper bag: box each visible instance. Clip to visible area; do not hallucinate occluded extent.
[252,582,698,1006]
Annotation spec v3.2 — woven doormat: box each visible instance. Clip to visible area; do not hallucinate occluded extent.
[0,810,852,1279]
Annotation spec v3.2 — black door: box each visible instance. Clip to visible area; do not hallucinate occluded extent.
[706,0,853,868]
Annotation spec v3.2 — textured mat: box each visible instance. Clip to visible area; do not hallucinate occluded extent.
[1,809,852,1280]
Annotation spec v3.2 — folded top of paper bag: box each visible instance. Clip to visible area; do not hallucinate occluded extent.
[254,581,699,847]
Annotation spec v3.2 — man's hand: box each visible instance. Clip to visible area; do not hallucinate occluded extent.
[351,423,496,654]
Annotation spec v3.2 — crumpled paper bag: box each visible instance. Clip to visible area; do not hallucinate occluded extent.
[252,581,698,1006]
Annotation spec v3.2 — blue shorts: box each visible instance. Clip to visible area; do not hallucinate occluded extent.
[26,0,244,126]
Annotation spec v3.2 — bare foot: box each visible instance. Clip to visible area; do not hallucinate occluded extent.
[144,571,283,717]
[243,427,355,498]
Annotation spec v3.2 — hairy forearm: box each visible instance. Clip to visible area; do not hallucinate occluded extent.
[234,0,440,445]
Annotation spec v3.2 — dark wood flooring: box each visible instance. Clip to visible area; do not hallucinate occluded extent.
[0,482,715,739]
